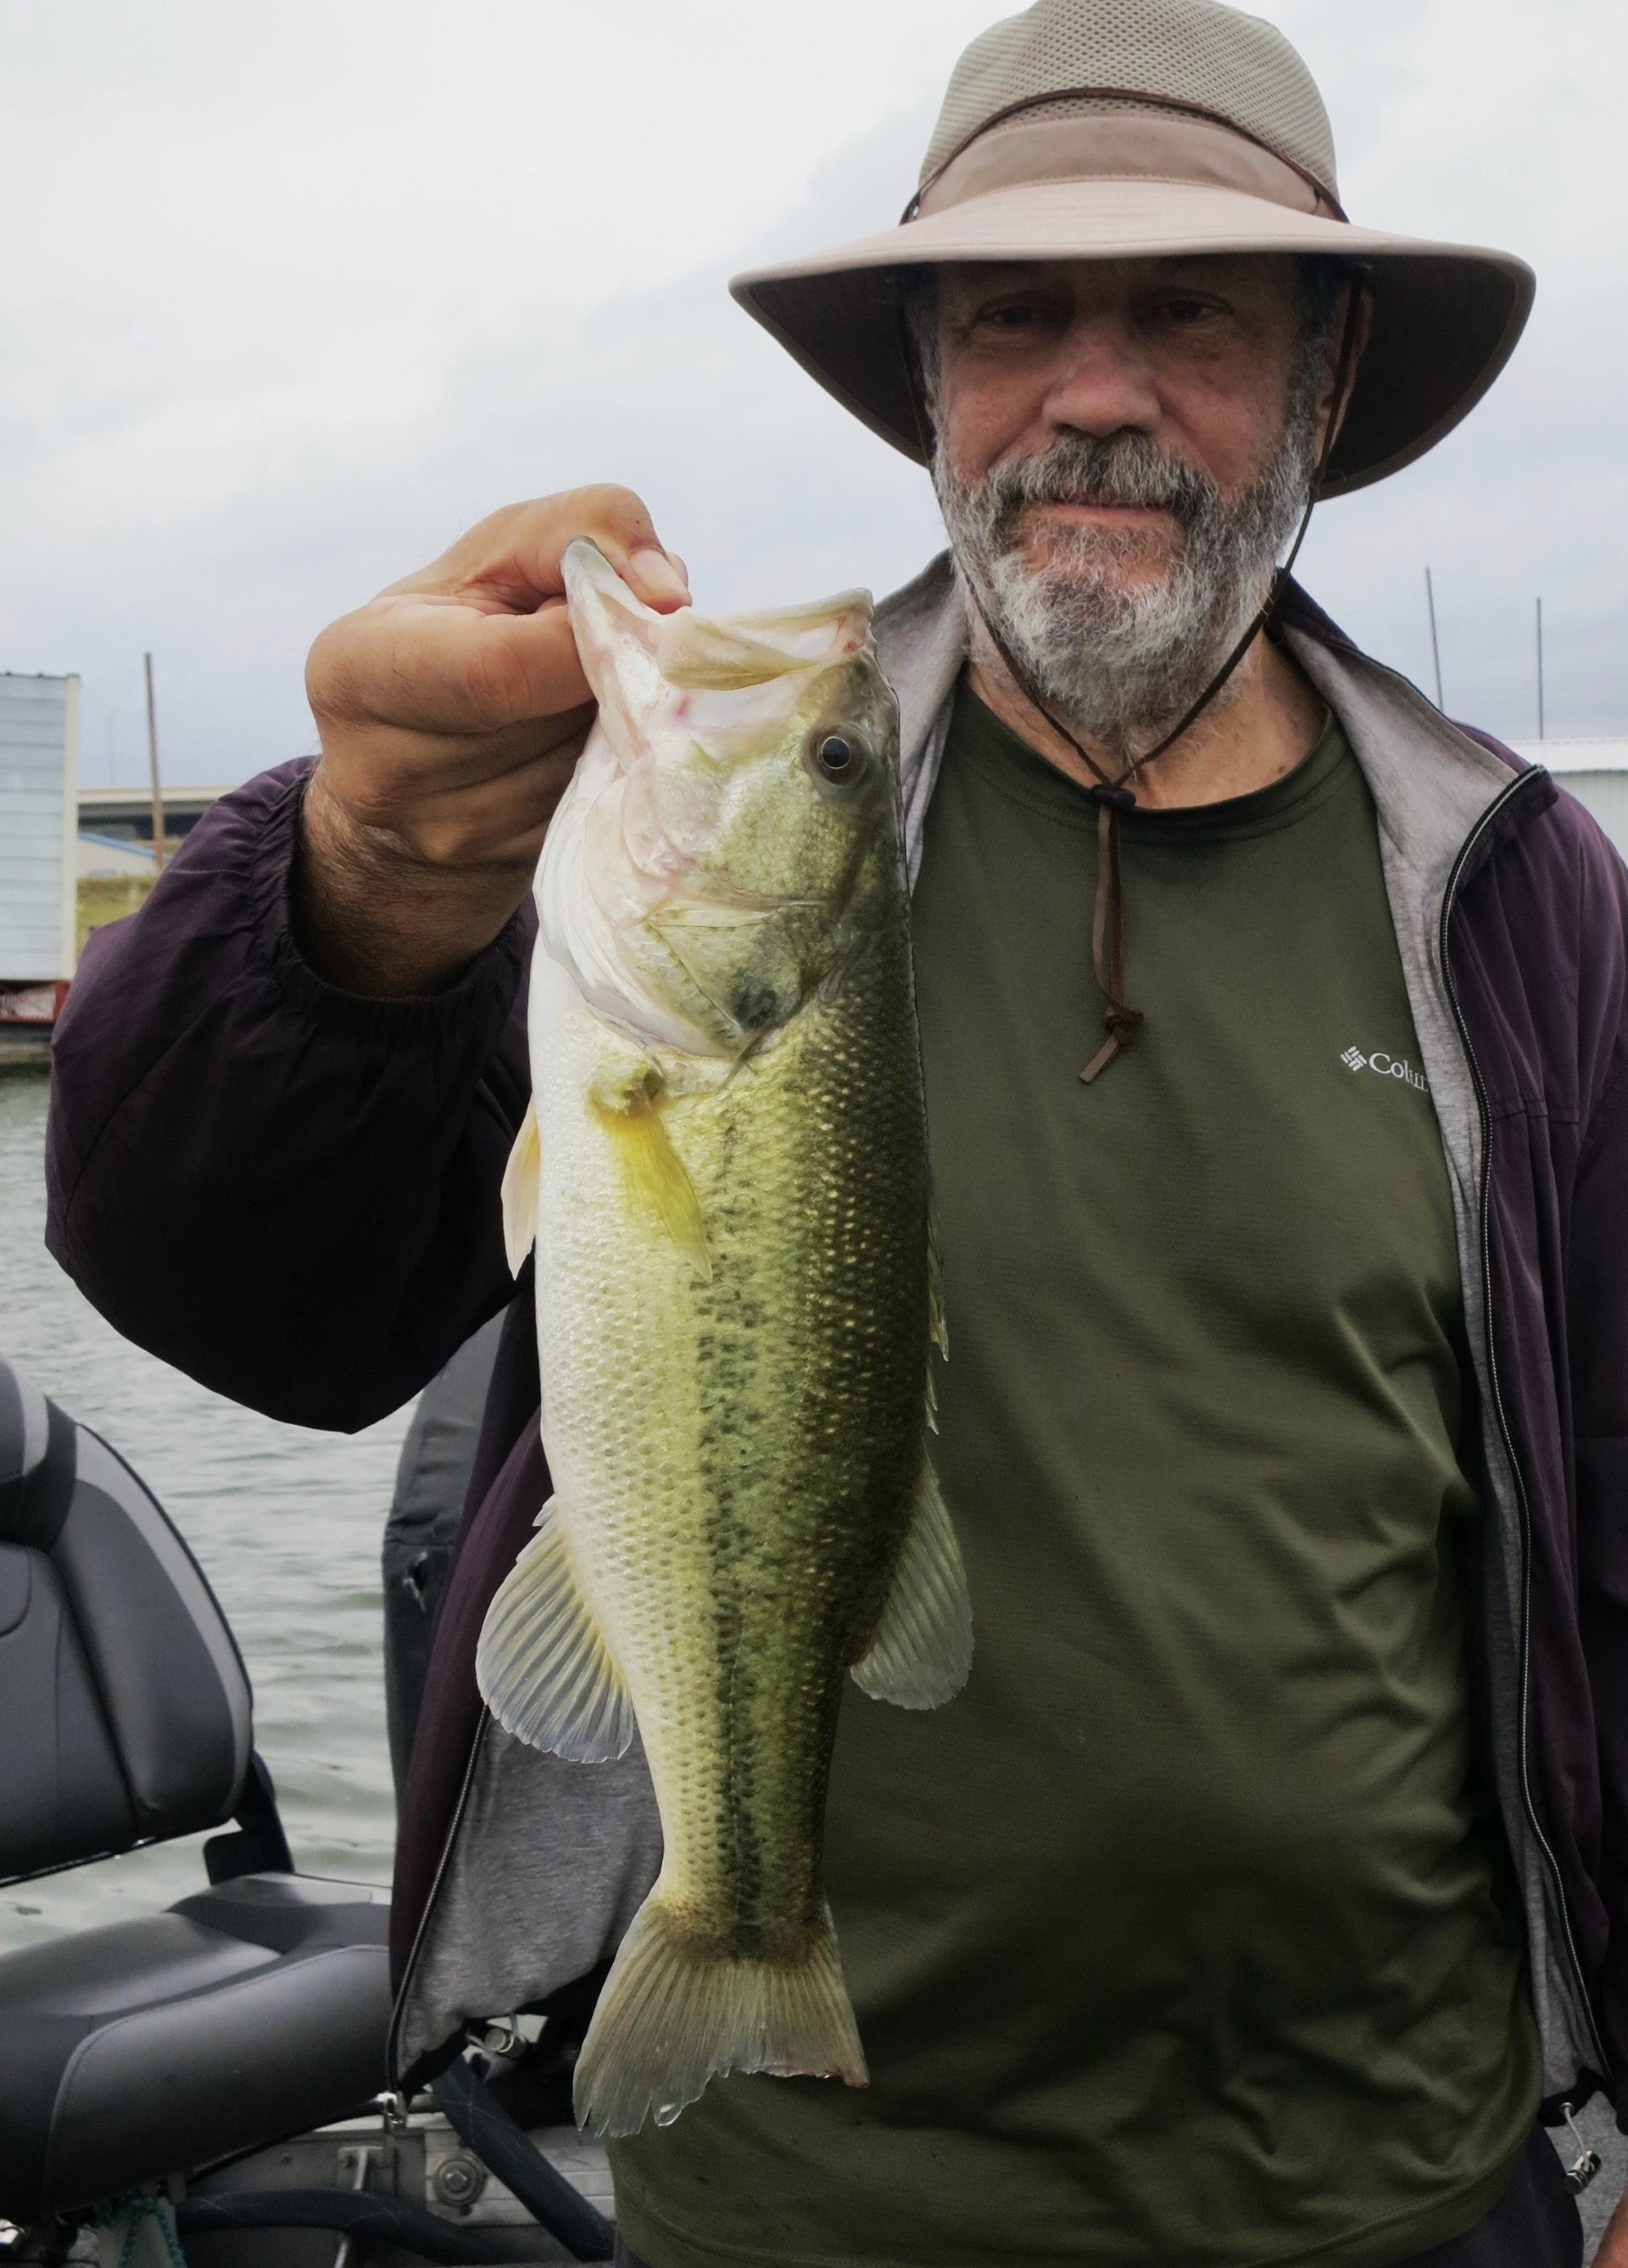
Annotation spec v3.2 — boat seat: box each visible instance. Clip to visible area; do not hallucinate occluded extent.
[0,1873,393,2221]
[0,1360,395,2223]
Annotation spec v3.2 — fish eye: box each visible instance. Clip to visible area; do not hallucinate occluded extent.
[811,732,859,782]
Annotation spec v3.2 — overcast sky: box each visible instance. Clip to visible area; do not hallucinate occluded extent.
[1,0,1621,785]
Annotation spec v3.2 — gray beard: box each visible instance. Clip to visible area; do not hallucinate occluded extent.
[933,399,1319,763]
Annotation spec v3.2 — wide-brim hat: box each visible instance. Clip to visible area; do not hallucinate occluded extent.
[730,0,1535,499]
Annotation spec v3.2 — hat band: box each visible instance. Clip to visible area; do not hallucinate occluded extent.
[914,106,1346,227]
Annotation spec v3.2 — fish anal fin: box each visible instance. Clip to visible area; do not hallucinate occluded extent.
[850,1455,973,1711]
[500,1098,541,1275]
[591,1063,710,1279]
[476,1496,637,1762]
[573,1892,867,2138]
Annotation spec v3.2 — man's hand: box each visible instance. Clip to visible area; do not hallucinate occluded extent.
[298,487,689,997]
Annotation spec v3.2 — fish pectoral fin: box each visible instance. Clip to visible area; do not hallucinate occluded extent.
[591,1069,711,1281]
[475,1496,638,1762]
[850,1455,973,1711]
[500,1098,542,1275]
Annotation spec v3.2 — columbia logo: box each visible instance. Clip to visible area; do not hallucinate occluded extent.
[1341,1046,1430,1094]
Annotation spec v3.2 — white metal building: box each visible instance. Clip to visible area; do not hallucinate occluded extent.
[0,672,80,986]
[76,831,156,881]
[1511,740,1628,866]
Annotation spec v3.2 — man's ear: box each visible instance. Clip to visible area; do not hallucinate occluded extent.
[1319,279,1375,459]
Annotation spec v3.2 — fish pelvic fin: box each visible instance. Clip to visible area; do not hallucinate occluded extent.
[591,1066,711,1280]
[573,1892,867,2139]
[500,1098,542,1275]
[850,1455,973,1711]
[475,1497,638,1762]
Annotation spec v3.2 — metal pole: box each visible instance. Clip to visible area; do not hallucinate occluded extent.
[1424,567,1445,711]
[143,651,165,873]
[1536,597,1546,741]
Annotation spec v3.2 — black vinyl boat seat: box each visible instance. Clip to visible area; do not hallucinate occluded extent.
[0,1360,393,2222]
[0,1874,392,2220]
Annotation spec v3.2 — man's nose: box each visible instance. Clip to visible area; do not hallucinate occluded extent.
[1039,316,1162,438]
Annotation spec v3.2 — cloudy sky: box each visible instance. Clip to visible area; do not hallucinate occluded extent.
[1,0,1621,785]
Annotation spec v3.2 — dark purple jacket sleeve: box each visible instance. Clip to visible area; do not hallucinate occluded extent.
[46,761,531,1431]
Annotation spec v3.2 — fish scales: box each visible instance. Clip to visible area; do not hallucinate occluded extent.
[542,967,925,1943]
[480,540,973,2138]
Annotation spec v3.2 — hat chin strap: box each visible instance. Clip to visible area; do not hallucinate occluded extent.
[898,281,1363,1084]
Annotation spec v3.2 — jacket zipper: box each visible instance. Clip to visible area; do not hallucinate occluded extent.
[1438,764,1609,2081]
[386,1710,491,2086]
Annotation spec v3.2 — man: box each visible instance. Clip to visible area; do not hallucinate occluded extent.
[44,1,1628,2263]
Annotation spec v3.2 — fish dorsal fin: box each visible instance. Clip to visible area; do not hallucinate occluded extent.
[850,1455,973,1710]
[500,1098,541,1275]
[476,1497,638,1762]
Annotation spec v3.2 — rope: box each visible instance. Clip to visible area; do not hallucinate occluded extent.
[91,2188,187,2268]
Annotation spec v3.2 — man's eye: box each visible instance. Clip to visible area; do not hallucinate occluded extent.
[977,302,1046,331]
[1162,298,1218,326]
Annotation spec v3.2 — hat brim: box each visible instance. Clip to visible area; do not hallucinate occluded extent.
[729,179,1535,499]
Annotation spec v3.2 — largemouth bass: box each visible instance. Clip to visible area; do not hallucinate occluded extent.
[479,540,972,2139]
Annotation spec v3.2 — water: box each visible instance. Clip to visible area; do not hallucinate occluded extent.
[0,1070,410,1949]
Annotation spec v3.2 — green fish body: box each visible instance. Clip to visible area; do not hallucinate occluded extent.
[480,541,971,2139]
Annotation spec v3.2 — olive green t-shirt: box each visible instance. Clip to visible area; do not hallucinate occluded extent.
[611,686,1541,2268]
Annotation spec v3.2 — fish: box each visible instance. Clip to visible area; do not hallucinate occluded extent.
[477,539,973,2139]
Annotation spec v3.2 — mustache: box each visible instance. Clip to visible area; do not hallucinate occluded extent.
[978,433,1221,535]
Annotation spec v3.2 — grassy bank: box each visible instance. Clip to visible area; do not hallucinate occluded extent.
[77,874,155,955]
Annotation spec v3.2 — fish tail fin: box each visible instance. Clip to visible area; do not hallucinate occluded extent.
[572,1892,867,2138]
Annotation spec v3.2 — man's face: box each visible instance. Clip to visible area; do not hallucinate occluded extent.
[926,253,1334,755]
[934,253,1307,587]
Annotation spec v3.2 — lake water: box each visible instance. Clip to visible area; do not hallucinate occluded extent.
[0,1069,410,1950]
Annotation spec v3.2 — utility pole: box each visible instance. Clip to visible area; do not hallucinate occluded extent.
[1424,567,1445,711]
[1536,597,1547,742]
[143,652,165,873]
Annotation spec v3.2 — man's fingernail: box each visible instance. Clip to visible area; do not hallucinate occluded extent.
[630,547,690,603]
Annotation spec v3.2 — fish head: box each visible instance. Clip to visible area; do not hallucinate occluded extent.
[543,539,903,1059]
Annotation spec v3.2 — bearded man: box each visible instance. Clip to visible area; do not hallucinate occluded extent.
[47,3,1628,2265]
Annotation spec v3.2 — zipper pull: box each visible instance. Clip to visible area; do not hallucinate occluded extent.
[1561,2101,1603,2193]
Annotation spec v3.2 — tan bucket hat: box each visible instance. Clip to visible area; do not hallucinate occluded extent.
[730,0,1535,498]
